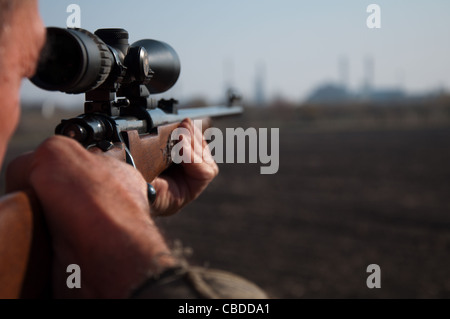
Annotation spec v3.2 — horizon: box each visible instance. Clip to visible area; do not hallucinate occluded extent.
[20,0,450,108]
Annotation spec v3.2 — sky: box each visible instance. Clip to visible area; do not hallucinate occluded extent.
[20,0,450,107]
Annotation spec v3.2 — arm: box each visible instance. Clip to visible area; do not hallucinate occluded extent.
[1,25,232,298]
[5,118,217,298]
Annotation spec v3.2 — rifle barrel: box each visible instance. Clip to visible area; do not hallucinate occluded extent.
[147,106,243,128]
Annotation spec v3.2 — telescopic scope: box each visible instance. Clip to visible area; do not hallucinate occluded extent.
[31,27,181,95]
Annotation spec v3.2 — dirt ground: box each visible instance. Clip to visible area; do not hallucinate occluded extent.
[2,97,450,298]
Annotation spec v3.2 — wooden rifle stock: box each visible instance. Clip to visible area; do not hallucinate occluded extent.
[0,119,210,298]
[0,191,51,298]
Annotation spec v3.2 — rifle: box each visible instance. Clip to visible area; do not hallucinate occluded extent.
[0,27,242,298]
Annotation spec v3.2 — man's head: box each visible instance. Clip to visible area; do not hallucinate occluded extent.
[0,0,45,166]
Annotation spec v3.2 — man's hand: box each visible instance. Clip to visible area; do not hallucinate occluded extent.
[151,118,219,216]
[6,119,218,298]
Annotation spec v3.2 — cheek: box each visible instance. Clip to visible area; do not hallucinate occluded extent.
[1,90,21,138]
[22,6,46,78]
[0,96,19,167]
[1,71,21,127]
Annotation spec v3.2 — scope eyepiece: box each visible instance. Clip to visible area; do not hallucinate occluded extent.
[31,27,181,95]
[31,28,113,94]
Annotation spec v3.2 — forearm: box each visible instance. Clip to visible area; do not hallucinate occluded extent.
[52,220,178,299]
[48,198,178,299]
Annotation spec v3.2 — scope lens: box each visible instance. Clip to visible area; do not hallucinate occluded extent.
[132,39,181,94]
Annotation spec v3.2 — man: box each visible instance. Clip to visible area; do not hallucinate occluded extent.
[0,0,267,299]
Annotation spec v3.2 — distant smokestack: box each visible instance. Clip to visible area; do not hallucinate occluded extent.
[223,57,236,104]
[363,56,374,94]
[223,57,235,92]
[338,56,349,90]
[396,68,405,90]
[254,62,266,106]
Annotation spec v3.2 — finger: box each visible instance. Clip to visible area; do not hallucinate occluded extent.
[177,119,218,177]
[192,120,206,160]
[151,169,189,217]
[177,119,205,164]
[201,137,216,165]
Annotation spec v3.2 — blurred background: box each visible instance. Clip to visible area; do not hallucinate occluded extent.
[2,0,450,298]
